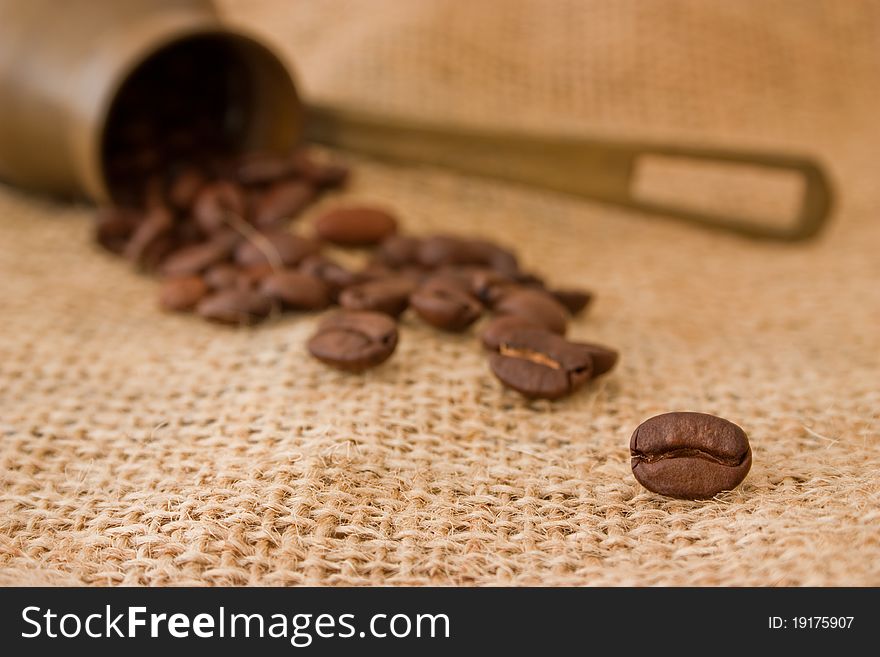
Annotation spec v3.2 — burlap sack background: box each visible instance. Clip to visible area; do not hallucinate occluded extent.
[1,0,879,586]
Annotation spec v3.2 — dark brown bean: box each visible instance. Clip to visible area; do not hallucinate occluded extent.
[203,263,241,290]
[298,255,364,298]
[630,412,752,499]
[410,280,483,331]
[580,342,618,377]
[160,231,240,277]
[550,288,593,315]
[159,275,208,312]
[94,207,140,254]
[259,271,330,310]
[480,315,547,350]
[251,180,315,228]
[373,235,422,268]
[290,152,350,188]
[192,181,247,234]
[488,327,593,399]
[122,207,173,263]
[237,264,275,288]
[234,152,300,185]
[493,289,569,335]
[314,206,398,246]
[196,288,273,325]
[470,269,519,307]
[234,230,320,268]
[167,167,206,210]
[307,311,398,371]
[338,276,418,317]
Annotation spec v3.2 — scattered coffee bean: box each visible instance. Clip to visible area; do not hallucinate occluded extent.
[470,269,519,307]
[234,230,320,268]
[338,276,418,318]
[488,327,593,399]
[159,275,208,312]
[203,263,241,290]
[252,180,315,228]
[122,207,173,264]
[493,288,569,335]
[410,279,483,331]
[298,255,364,299]
[234,152,300,185]
[160,230,240,276]
[550,287,593,315]
[630,412,752,499]
[192,181,246,234]
[196,288,273,325]
[373,235,422,268]
[260,270,330,310]
[579,342,618,377]
[307,310,398,371]
[94,207,139,254]
[480,314,548,350]
[314,206,398,246]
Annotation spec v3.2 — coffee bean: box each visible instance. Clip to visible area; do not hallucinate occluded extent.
[470,269,518,307]
[338,276,418,317]
[580,342,618,377]
[192,181,246,234]
[159,275,208,311]
[196,288,273,325]
[307,310,398,371]
[630,412,752,499]
[410,279,483,331]
[493,289,569,334]
[298,255,364,298]
[374,235,422,268]
[550,288,593,315]
[314,206,398,246]
[234,230,320,268]
[237,263,275,288]
[203,263,241,290]
[290,152,350,188]
[488,327,593,399]
[259,270,330,310]
[167,167,206,210]
[94,207,140,254]
[252,180,315,228]
[480,314,547,350]
[160,230,240,276]
[122,207,173,264]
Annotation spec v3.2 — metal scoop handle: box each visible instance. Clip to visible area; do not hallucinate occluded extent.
[305,104,832,241]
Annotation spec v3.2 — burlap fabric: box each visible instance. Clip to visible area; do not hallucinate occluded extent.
[1,1,879,586]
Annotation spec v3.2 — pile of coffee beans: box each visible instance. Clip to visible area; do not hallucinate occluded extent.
[93,148,617,400]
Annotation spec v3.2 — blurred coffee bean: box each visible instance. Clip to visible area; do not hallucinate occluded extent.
[203,263,240,290]
[338,277,418,317]
[252,180,315,228]
[493,289,569,335]
[160,230,240,276]
[193,181,247,234]
[307,310,398,371]
[196,288,273,325]
[550,288,593,315]
[480,315,547,351]
[374,235,422,268]
[123,207,173,264]
[314,206,398,246]
[259,270,330,310]
[159,275,208,312]
[234,230,320,268]
[167,167,206,210]
[410,280,482,331]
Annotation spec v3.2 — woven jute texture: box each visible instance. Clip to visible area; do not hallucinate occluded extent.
[2,0,879,586]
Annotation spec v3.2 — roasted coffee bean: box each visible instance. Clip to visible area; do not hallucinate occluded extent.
[493,289,569,334]
[159,275,208,312]
[237,263,275,288]
[203,263,241,290]
[122,207,173,263]
[374,235,422,268]
[410,280,483,331]
[550,287,593,315]
[314,206,398,246]
[290,152,350,188]
[196,288,273,325]
[338,276,418,317]
[95,207,140,254]
[307,310,398,371]
[480,314,547,350]
[259,271,330,310]
[488,327,593,399]
[470,269,519,307]
[160,230,240,276]
[581,342,618,377]
[234,230,320,268]
[298,255,364,298]
[630,412,752,499]
[167,167,206,210]
[252,180,315,228]
[193,181,246,234]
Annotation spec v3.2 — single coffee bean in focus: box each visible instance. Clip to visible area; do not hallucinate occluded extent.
[630,412,752,499]
[307,310,399,371]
